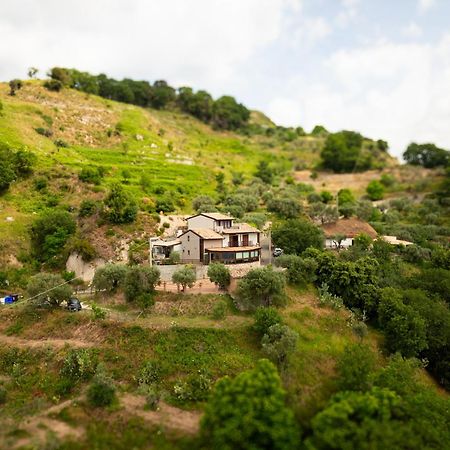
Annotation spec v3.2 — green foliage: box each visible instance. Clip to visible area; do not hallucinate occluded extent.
[0,385,6,405]
[87,366,117,407]
[267,196,302,218]
[320,190,333,203]
[212,95,250,130]
[30,209,76,262]
[403,142,449,168]
[274,254,318,285]
[44,79,63,91]
[311,125,328,136]
[26,273,72,307]
[60,349,97,382]
[79,199,98,217]
[172,265,196,292]
[192,195,217,213]
[201,359,299,450]
[9,79,22,95]
[317,283,344,310]
[321,130,364,173]
[103,183,138,224]
[79,166,104,185]
[237,266,286,310]
[91,303,107,320]
[138,360,162,385]
[308,203,339,224]
[380,173,395,187]
[272,219,324,255]
[67,237,96,261]
[336,343,376,391]
[211,300,227,320]
[366,180,385,200]
[225,193,258,213]
[0,145,36,192]
[255,160,273,184]
[124,266,161,302]
[167,251,181,265]
[337,188,356,206]
[261,324,298,366]
[378,288,428,358]
[307,388,407,450]
[174,370,212,403]
[92,264,127,292]
[253,307,283,336]
[207,263,231,290]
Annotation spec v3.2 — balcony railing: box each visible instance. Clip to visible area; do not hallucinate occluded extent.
[226,241,258,248]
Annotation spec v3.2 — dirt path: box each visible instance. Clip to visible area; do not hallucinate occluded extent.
[120,393,201,435]
[0,334,94,349]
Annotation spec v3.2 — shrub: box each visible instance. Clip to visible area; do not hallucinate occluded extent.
[35,127,53,137]
[192,195,217,213]
[44,79,63,92]
[317,283,344,310]
[34,176,48,191]
[253,307,283,336]
[79,199,98,217]
[67,237,96,261]
[275,254,318,285]
[211,300,227,320]
[0,386,6,405]
[167,251,180,265]
[366,180,385,201]
[91,304,106,320]
[352,321,368,340]
[261,324,298,366]
[139,384,161,410]
[138,360,162,385]
[336,343,376,391]
[54,139,69,148]
[87,367,116,408]
[9,79,22,96]
[207,263,231,290]
[79,167,104,185]
[172,265,196,292]
[60,349,97,382]
[103,183,138,224]
[174,371,211,402]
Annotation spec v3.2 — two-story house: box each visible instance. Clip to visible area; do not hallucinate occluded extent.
[179,212,261,264]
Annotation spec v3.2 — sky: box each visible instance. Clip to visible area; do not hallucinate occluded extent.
[1,0,449,157]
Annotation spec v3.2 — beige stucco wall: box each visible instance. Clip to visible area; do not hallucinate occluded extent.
[187,215,215,230]
[203,239,224,250]
[180,231,201,261]
[223,232,260,247]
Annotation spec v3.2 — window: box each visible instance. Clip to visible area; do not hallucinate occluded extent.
[187,235,190,242]
[188,250,190,256]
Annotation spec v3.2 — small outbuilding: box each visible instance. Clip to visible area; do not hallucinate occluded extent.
[322,218,378,249]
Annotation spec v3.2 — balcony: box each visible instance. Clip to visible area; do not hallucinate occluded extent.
[226,241,258,247]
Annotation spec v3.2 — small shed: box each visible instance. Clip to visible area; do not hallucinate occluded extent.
[322,218,378,249]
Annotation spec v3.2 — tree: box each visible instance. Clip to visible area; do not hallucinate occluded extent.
[378,288,428,358]
[255,160,273,184]
[30,209,76,262]
[366,180,385,201]
[124,266,161,302]
[149,80,176,109]
[27,67,38,78]
[253,307,283,336]
[261,324,298,367]
[274,254,317,285]
[336,343,376,391]
[237,266,285,310]
[172,265,196,292]
[207,263,231,290]
[337,188,356,206]
[212,95,250,130]
[9,79,22,96]
[49,67,72,86]
[403,142,449,168]
[309,202,339,225]
[201,359,299,450]
[92,264,128,292]
[103,183,138,224]
[306,388,410,450]
[311,125,328,136]
[272,219,324,255]
[321,131,363,173]
[27,273,72,307]
[320,190,333,204]
[267,197,301,218]
[192,195,217,213]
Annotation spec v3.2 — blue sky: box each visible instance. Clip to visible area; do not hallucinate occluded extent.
[1,0,449,157]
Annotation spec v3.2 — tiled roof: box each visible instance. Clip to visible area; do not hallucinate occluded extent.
[183,228,224,239]
[186,212,234,221]
[322,218,378,239]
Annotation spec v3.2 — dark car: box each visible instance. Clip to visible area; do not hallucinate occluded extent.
[67,298,82,312]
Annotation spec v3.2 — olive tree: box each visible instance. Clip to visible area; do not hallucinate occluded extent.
[172,265,196,292]
[207,263,231,290]
[27,273,72,307]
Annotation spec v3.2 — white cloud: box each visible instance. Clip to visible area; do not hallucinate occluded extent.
[402,22,423,38]
[268,35,450,156]
[0,0,296,94]
[336,0,360,26]
[418,0,436,13]
[289,16,332,48]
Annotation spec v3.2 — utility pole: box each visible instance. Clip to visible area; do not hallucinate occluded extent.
[149,237,153,266]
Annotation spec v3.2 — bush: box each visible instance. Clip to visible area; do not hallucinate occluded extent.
[44,79,63,92]
[35,127,53,137]
[173,371,212,402]
[67,237,96,261]
[54,139,69,148]
[139,384,161,410]
[103,183,138,224]
[87,368,116,408]
[366,180,385,201]
[167,251,180,265]
[207,263,231,290]
[336,343,376,391]
[138,360,162,385]
[192,195,217,213]
[172,265,196,292]
[211,300,227,320]
[79,199,98,217]
[60,349,97,382]
[261,324,298,366]
[267,197,302,218]
[91,304,106,320]
[34,176,48,191]
[0,386,7,405]
[317,283,344,310]
[275,254,318,285]
[124,266,161,301]
[79,167,104,185]
[253,307,283,336]
[92,264,127,292]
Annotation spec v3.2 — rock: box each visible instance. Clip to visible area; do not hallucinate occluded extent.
[66,252,106,283]
[150,143,158,148]
[135,134,144,141]
[5,216,14,222]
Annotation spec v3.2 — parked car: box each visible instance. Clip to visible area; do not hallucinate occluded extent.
[272,247,284,257]
[67,297,82,312]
